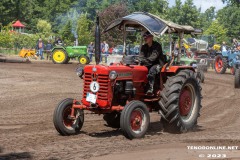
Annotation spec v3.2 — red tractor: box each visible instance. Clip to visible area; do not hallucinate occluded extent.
[53,12,202,139]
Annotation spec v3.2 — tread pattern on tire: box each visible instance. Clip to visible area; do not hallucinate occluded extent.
[158,70,202,133]
[235,69,240,88]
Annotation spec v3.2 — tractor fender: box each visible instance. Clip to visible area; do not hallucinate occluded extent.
[51,46,66,52]
[161,65,195,74]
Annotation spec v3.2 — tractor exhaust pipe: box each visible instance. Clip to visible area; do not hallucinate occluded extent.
[95,16,101,65]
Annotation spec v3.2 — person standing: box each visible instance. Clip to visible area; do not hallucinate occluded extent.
[100,42,105,62]
[221,41,227,52]
[87,42,94,62]
[103,41,109,63]
[36,38,45,60]
[45,40,53,60]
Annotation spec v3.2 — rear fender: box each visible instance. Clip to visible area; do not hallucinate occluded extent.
[161,65,195,73]
[51,46,66,52]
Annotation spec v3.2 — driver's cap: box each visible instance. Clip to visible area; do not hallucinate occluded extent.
[143,31,152,38]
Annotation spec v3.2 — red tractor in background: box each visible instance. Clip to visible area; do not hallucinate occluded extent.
[53,12,202,139]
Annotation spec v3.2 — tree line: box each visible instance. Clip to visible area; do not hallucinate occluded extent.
[0,0,239,48]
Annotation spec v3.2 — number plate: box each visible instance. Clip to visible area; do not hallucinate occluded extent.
[86,92,97,104]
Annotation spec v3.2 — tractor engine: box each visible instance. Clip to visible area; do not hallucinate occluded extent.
[80,64,148,109]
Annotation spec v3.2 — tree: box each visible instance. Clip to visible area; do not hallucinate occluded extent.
[217,5,240,40]
[36,20,52,35]
[199,7,216,31]
[204,20,228,43]
[168,0,201,27]
[61,21,75,45]
[77,13,94,46]
[98,3,129,46]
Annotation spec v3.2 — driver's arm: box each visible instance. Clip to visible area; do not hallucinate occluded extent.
[141,44,162,65]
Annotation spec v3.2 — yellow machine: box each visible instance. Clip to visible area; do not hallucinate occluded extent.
[19,49,37,59]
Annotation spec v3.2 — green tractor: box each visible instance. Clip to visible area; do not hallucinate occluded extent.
[51,46,90,64]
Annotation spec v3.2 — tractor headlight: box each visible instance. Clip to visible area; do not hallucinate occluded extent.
[109,71,118,80]
[76,67,84,78]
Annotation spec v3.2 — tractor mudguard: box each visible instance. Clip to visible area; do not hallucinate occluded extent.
[161,65,195,74]
[51,46,66,52]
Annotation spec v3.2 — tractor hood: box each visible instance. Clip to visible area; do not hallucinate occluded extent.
[84,64,148,82]
[103,12,197,37]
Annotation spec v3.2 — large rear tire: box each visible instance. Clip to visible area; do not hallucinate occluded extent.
[214,55,227,74]
[159,70,202,133]
[52,49,68,64]
[234,69,240,88]
[53,98,84,136]
[103,112,120,128]
[120,100,150,139]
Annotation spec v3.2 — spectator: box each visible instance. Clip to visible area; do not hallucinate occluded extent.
[100,42,105,62]
[103,41,109,63]
[45,40,53,60]
[87,42,94,62]
[36,38,44,60]
[233,38,240,50]
[221,41,227,52]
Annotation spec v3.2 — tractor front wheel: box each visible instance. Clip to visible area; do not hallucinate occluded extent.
[120,100,150,139]
[214,55,227,74]
[52,49,68,64]
[79,55,90,65]
[235,69,240,88]
[53,98,84,136]
[159,70,201,133]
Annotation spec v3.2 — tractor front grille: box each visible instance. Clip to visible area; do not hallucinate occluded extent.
[83,73,109,101]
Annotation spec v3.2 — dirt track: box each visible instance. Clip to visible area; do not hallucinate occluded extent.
[0,61,240,160]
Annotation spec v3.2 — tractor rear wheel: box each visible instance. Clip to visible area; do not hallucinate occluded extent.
[159,70,202,133]
[103,112,120,128]
[53,98,84,136]
[79,55,90,65]
[214,55,227,74]
[52,49,68,64]
[197,70,205,83]
[234,69,240,88]
[120,100,150,139]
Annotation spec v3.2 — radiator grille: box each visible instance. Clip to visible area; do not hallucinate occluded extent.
[83,73,109,100]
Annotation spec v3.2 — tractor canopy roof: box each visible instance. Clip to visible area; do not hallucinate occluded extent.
[103,12,202,37]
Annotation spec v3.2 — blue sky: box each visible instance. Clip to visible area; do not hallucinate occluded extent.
[168,0,227,12]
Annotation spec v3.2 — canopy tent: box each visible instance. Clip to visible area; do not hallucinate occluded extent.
[12,20,25,33]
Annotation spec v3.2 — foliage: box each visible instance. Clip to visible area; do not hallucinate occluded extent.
[98,3,129,46]
[204,20,228,43]
[36,19,52,35]
[77,13,94,46]
[216,5,240,40]
[60,21,75,46]
[0,0,239,49]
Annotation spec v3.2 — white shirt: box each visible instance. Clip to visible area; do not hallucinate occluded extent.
[104,43,109,52]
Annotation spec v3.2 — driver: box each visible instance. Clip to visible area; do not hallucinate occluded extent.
[138,31,166,94]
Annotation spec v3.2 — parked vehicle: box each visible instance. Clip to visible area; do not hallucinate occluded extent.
[53,12,202,139]
[51,45,89,64]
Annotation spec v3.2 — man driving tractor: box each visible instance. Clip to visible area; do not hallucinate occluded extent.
[138,31,166,94]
